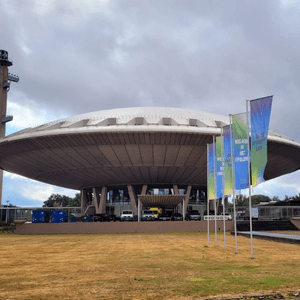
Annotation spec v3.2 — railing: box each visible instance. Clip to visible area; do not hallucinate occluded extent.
[228,206,300,220]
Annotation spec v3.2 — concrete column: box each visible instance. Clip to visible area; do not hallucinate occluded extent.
[141,185,147,195]
[173,185,179,195]
[81,189,88,214]
[99,186,107,214]
[174,185,182,212]
[127,185,138,216]
[92,187,101,214]
[183,185,192,218]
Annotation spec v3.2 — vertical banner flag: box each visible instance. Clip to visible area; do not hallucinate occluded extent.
[223,125,233,196]
[250,96,273,187]
[232,113,249,190]
[208,143,215,200]
[216,136,223,198]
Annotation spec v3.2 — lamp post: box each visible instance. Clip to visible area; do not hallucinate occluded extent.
[5,200,10,223]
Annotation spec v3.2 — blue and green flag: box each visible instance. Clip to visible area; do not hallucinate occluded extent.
[232,113,249,190]
[207,143,216,200]
[223,125,233,196]
[250,96,273,187]
[216,136,224,198]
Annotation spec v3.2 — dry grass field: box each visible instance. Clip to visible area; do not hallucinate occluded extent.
[0,231,299,300]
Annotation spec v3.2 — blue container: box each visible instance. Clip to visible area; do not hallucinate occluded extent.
[32,210,46,223]
[70,216,77,222]
[51,210,68,223]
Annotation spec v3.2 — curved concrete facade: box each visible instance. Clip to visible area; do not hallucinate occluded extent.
[0,107,300,216]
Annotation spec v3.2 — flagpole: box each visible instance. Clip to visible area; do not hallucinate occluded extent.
[207,143,210,245]
[221,127,226,249]
[246,100,254,259]
[230,114,238,254]
[213,135,217,246]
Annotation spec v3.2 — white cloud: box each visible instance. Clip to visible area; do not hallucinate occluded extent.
[7,98,68,131]
[241,171,300,200]
[21,183,77,202]
[4,171,77,202]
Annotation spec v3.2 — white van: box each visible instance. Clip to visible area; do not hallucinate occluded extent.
[121,210,134,221]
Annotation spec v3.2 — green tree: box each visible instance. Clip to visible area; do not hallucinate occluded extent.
[290,193,300,201]
[272,196,280,202]
[43,194,72,207]
[251,195,271,205]
[68,193,81,207]
[236,195,248,206]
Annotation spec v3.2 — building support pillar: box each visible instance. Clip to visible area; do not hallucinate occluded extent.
[99,186,107,214]
[127,185,138,216]
[81,189,89,214]
[173,185,179,195]
[183,185,192,221]
[141,185,147,195]
[174,185,181,213]
[92,187,101,214]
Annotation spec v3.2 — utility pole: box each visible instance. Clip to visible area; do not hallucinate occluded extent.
[0,50,19,205]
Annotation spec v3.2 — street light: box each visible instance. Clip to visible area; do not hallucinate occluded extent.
[6,200,10,223]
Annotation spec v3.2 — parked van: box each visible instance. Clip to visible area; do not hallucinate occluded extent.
[141,210,155,221]
[121,210,134,221]
[149,207,162,220]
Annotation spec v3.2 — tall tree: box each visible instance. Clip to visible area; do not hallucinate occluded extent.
[43,194,73,207]
[68,193,81,207]
[236,195,248,206]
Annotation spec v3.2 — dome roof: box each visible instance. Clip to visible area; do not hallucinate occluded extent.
[0,107,299,191]
[6,107,230,141]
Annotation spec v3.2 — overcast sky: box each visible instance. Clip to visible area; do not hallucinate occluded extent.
[1,0,300,206]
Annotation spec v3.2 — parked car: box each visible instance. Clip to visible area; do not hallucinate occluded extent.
[121,210,134,221]
[185,210,201,221]
[108,214,121,222]
[220,212,232,220]
[158,213,171,221]
[93,214,111,222]
[141,210,155,221]
[171,212,183,221]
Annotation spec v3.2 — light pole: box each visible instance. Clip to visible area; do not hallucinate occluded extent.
[5,200,10,223]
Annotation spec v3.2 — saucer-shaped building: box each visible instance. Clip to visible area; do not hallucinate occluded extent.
[0,107,300,216]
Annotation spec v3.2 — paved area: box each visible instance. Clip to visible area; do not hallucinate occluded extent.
[237,230,300,244]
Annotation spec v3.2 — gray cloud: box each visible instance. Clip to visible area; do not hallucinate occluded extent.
[1,0,299,142]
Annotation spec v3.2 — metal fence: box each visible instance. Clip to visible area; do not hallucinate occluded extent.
[2,204,300,223]
[228,206,300,220]
[0,207,82,223]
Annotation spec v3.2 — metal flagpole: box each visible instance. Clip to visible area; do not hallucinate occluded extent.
[230,115,238,254]
[221,127,226,249]
[246,100,254,259]
[207,143,210,244]
[213,135,217,246]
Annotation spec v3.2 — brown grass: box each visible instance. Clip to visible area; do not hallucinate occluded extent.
[0,232,299,299]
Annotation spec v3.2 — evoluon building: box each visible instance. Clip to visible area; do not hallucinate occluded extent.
[0,107,300,217]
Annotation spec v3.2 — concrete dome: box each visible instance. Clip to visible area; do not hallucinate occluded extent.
[0,107,299,191]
